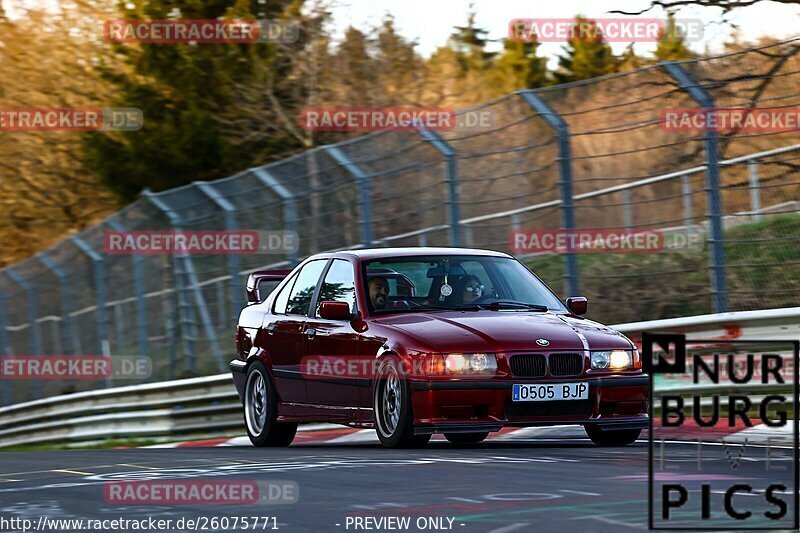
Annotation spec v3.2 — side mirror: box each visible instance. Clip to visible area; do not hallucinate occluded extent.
[319,301,353,321]
[566,296,588,317]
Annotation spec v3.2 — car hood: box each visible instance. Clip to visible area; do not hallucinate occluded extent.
[373,311,634,353]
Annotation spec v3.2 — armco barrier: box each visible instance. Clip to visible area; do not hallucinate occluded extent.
[0,307,798,448]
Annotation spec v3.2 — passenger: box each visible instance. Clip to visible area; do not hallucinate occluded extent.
[461,275,485,305]
[368,276,390,310]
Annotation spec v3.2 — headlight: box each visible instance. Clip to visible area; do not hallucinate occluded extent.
[427,353,497,375]
[591,350,633,370]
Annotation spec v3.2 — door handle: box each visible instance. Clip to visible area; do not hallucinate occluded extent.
[266,323,276,334]
[306,328,316,339]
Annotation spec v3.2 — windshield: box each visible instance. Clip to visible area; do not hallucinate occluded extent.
[363,255,566,315]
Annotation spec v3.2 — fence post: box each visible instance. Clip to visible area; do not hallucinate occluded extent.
[323,145,373,247]
[517,90,579,297]
[682,175,693,227]
[69,236,111,388]
[106,219,148,358]
[511,214,521,258]
[36,253,77,356]
[415,127,461,247]
[748,160,762,222]
[662,61,728,313]
[0,291,11,405]
[5,269,42,399]
[463,224,474,247]
[195,181,242,322]
[143,190,225,374]
[252,166,299,265]
[36,253,75,392]
[622,190,633,230]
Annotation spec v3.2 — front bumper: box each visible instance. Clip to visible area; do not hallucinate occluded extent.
[409,374,649,435]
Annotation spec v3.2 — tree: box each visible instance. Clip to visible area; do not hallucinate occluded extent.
[374,15,426,106]
[554,16,619,83]
[332,26,376,106]
[619,43,646,71]
[654,13,695,61]
[83,0,300,202]
[449,5,496,73]
[0,1,120,266]
[494,37,549,91]
[425,6,497,106]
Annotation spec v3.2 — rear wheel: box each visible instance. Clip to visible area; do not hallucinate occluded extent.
[444,432,489,445]
[244,361,297,447]
[374,357,424,448]
[584,425,641,446]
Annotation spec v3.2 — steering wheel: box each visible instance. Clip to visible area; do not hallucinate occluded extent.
[391,299,421,310]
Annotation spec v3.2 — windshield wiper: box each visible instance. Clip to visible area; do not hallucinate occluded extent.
[374,305,460,314]
[475,301,549,312]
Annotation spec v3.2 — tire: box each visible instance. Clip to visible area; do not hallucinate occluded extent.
[444,432,490,445]
[244,361,297,447]
[373,356,422,448]
[584,425,641,446]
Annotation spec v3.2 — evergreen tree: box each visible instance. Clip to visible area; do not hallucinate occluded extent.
[619,43,646,71]
[654,13,695,61]
[83,0,298,202]
[334,26,376,105]
[494,38,549,91]
[448,4,496,74]
[554,16,618,83]
[375,15,425,105]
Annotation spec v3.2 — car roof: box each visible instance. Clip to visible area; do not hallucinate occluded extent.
[307,247,513,262]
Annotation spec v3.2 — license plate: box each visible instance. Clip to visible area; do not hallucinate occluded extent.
[512,382,589,402]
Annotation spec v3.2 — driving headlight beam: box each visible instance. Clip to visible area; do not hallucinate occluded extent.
[438,353,497,375]
[591,350,633,370]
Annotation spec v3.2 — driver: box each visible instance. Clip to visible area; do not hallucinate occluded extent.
[368,276,390,310]
[461,275,485,305]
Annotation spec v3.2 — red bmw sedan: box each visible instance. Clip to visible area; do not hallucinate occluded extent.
[232,248,648,448]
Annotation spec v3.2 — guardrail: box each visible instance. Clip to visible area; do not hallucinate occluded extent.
[0,375,239,448]
[0,306,797,449]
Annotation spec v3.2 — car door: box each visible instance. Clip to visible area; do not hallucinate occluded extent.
[303,258,364,409]
[265,259,327,405]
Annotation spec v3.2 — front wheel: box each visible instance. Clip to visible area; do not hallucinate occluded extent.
[444,432,489,445]
[374,356,423,448]
[584,425,641,446]
[244,361,297,447]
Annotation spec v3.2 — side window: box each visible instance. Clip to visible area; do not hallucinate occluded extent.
[317,260,356,316]
[285,260,327,316]
[272,272,298,315]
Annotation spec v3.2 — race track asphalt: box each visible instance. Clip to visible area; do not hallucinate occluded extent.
[0,427,795,532]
